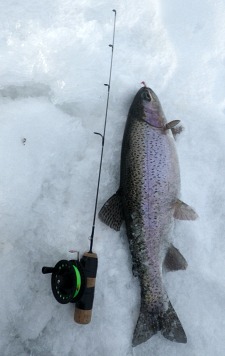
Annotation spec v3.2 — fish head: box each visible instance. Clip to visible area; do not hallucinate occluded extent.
[129,86,167,128]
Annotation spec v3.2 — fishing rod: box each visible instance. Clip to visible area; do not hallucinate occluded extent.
[42,9,117,325]
[90,9,116,254]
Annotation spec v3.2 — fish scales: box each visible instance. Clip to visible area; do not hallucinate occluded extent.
[99,85,197,346]
[122,114,179,314]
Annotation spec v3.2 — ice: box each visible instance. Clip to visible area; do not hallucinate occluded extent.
[0,0,225,355]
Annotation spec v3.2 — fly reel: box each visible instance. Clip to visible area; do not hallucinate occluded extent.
[42,252,98,324]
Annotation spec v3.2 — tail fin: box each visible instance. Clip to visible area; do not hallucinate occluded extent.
[132,301,187,347]
[160,302,187,343]
[132,303,158,347]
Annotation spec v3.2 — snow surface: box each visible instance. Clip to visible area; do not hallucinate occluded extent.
[0,0,225,355]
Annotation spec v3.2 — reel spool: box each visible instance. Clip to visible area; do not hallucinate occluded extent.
[42,259,86,305]
[42,252,98,324]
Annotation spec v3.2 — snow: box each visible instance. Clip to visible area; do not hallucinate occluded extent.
[0,0,225,355]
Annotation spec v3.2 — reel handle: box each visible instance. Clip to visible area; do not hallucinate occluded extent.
[74,252,98,324]
[42,267,56,274]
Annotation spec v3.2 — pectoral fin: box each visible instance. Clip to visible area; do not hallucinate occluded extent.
[171,125,184,137]
[164,244,188,272]
[164,120,180,130]
[174,199,198,220]
[98,190,124,231]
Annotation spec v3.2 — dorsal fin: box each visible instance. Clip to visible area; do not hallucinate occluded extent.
[98,190,124,231]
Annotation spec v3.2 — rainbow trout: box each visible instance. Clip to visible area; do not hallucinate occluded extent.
[99,85,197,346]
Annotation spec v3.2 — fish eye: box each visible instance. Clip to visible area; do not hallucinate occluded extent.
[141,91,151,101]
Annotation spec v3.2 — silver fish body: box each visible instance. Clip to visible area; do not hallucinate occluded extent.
[99,86,197,346]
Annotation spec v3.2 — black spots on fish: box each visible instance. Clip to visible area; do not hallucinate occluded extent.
[119,91,187,347]
[133,300,187,346]
[128,99,144,119]
[132,303,158,346]
[129,232,163,304]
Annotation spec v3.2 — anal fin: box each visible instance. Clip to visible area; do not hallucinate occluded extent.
[98,190,124,231]
[164,244,188,272]
[174,199,198,220]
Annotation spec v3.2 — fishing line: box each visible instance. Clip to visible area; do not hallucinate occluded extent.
[89,9,117,253]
